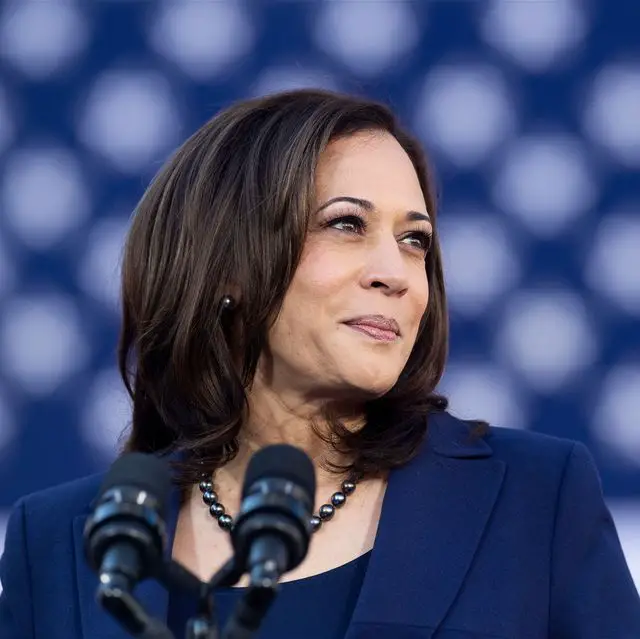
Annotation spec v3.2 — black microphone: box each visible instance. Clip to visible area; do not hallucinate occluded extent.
[83,452,173,638]
[222,445,316,639]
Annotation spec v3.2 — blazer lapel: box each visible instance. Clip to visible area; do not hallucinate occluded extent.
[345,413,506,638]
[73,455,183,639]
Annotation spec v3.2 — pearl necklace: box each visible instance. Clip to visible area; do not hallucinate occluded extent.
[198,473,360,534]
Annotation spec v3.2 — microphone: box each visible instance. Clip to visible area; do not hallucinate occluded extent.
[221,445,316,639]
[83,452,173,638]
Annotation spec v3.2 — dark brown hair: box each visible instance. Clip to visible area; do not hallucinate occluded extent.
[118,88,470,490]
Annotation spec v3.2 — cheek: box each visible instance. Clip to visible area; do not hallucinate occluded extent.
[288,244,350,299]
[407,271,429,335]
[420,279,430,312]
[412,265,430,309]
[275,259,341,338]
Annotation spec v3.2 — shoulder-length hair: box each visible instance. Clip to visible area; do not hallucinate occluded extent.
[118,88,469,489]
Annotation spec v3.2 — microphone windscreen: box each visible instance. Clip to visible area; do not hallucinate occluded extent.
[242,444,316,502]
[98,452,172,511]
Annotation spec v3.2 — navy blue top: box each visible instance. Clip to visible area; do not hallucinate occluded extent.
[167,551,372,639]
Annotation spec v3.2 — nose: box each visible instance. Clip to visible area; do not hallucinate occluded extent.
[360,235,410,296]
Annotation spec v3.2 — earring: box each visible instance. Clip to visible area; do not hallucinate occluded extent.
[220,295,236,312]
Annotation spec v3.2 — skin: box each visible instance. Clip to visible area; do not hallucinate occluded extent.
[173,130,432,584]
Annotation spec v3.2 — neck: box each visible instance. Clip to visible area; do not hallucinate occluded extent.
[216,373,365,496]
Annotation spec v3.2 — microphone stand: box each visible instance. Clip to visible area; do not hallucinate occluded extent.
[219,567,279,639]
[97,554,245,639]
[186,557,244,638]
[159,555,251,638]
[158,559,223,639]
[202,556,279,639]
[96,572,175,639]
[184,580,220,639]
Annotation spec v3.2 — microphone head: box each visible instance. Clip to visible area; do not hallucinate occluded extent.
[98,452,172,512]
[242,444,316,503]
[234,445,317,577]
[85,453,172,577]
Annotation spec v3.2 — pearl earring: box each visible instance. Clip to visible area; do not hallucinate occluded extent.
[220,295,236,312]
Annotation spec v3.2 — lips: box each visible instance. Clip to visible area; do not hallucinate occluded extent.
[343,315,401,341]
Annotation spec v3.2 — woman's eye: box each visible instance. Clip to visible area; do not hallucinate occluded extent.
[402,232,432,253]
[325,216,432,253]
[328,215,366,234]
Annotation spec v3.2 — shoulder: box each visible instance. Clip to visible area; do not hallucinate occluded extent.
[0,473,113,638]
[425,412,612,541]
[0,473,105,619]
[19,471,105,523]
[485,422,601,494]
[430,410,583,461]
[486,420,600,488]
[428,411,599,491]
[484,421,581,465]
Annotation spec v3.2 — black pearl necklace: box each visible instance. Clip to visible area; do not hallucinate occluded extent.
[198,473,360,534]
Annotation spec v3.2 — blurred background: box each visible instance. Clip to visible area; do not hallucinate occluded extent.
[0,0,638,592]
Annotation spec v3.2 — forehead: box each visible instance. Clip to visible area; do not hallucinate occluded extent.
[314,130,427,211]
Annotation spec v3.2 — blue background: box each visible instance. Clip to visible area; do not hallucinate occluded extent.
[0,0,638,591]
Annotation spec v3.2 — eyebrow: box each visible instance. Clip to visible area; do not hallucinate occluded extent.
[315,196,431,224]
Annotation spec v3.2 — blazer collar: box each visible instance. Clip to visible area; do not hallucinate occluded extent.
[73,411,504,639]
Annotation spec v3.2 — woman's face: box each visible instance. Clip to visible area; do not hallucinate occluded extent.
[261,130,432,403]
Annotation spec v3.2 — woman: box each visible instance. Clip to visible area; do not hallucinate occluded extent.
[0,88,638,639]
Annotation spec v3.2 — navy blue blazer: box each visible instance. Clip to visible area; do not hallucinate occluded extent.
[1,412,639,639]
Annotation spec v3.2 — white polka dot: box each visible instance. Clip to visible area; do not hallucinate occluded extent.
[148,1,254,81]
[1,146,90,249]
[251,66,339,97]
[0,294,90,396]
[592,365,640,467]
[480,0,589,73]
[77,70,181,174]
[439,362,527,430]
[585,210,640,315]
[495,289,598,393]
[77,215,130,311]
[0,1,88,79]
[313,1,420,76]
[492,134,597,237]
[439,211,520,317]
[583,64,640,168]
[81,368,131,461]
[414,64,516,167]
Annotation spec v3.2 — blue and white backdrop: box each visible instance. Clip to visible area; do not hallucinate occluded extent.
[0,0,638,593]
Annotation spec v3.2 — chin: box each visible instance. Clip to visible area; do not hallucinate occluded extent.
[329,343,407,398]
[342,369,401,399]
